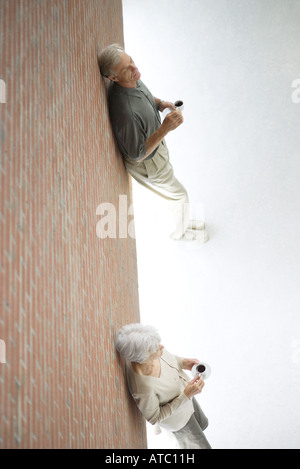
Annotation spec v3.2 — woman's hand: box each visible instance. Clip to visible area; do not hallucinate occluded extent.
[182,358,200,371]
[184,375,205,399]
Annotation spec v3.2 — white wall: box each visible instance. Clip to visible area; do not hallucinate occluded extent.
[122,0,300,449]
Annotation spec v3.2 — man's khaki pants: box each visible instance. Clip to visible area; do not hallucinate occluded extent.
[124,140,189,239]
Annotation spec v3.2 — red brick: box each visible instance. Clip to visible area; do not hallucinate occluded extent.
[0,0,146,449]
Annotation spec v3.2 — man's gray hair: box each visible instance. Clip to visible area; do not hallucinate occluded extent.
[115,323,161,363]
[97,43,125,77]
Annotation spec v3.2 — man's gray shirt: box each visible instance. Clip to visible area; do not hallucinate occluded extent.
[108,80,162,161]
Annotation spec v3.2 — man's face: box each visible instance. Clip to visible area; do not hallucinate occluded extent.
[109,51,141,88]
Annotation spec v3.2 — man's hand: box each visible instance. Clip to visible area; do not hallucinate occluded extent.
[142,110,183,160]
[162,110,184,132]
[159,101,176,112]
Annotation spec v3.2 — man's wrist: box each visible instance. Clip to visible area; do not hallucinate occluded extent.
[145,125,168,158]
[156,100,163,111]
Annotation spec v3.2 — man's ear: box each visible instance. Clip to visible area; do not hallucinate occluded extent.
[108,75,118,82]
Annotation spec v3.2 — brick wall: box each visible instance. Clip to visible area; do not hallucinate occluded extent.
[0,0,146,449]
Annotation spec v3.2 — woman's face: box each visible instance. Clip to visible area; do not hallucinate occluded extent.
[146,344,164,362]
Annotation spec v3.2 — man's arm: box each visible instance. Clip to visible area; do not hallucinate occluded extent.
[137,110,184,162]
[154,97,175,113]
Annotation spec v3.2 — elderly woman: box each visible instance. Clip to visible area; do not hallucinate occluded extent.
[115,323,211,449]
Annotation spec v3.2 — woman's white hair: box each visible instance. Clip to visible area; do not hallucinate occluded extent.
[115,323,161,363]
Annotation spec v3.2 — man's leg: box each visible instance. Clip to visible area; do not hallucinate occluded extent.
[124,141,207,241]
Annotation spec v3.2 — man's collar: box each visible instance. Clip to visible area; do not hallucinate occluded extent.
[112,80,142,97]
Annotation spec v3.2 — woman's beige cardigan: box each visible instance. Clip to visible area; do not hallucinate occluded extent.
[125,349,194,432]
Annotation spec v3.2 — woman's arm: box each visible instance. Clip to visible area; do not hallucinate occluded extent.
[132,375,205,426]
[132,390,190,426]
[175,356,200,371]
[182,358,200,371]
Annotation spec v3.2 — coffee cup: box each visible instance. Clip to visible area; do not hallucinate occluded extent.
[174,100,184,111]
[191,362,211,380]
[162,100,184,118]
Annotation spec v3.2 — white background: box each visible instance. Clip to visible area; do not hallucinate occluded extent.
[122,0,300,449]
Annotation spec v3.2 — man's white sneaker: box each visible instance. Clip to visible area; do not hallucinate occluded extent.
[170,229,209,244]
[188,220,205,231]
[183,229,209,243]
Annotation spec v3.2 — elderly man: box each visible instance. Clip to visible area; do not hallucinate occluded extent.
[98,44,208,243]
